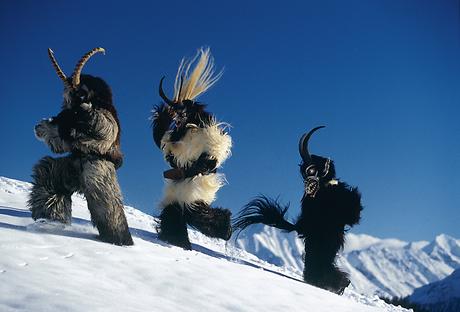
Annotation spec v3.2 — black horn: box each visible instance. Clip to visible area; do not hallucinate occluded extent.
[298,126,325,162]
[159,76,176,106]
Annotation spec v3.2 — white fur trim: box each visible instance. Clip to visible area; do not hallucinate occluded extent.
[160,173,226,208]
[161,121,232,168]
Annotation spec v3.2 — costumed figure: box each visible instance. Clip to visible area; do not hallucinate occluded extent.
[29,47,133,246]
[233,126,362,294]
[151,48,232,250]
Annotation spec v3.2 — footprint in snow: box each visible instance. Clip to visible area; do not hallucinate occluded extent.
[62,253,74,259]
[0,269,6,273]
[18,262,28,267]
[27,219,66,232]
[39,257,49,261]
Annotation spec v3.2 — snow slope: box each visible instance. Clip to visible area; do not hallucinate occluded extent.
[0,177,407,312]
[235,223,460,298]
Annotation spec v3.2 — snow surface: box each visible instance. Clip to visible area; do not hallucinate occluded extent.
[235,221,460,298]
[0,176,408,312]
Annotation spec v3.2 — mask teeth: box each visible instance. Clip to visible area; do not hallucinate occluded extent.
[305,177,320,197]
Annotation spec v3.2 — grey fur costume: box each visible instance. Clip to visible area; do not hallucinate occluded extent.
[28,49,132,245]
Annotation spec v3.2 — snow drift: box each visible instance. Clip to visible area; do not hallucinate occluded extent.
[0,176,407,312]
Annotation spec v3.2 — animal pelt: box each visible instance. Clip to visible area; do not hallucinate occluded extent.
[158,201,232,250]
[29,156,78,223]
[30,50,132,245]
[234,181,362,294]
[158,203,191,250]
[161,120,232,169]
[233,128,363,294]
[36,75,123,168]
[185,202,232,240]
[160,172,227,208]
[151,48,232,249]
[28,155,133,245]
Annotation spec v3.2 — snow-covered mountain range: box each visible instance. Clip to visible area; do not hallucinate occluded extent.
[0,176,407,312]
[234,222,460,299]
[409,268,460,312]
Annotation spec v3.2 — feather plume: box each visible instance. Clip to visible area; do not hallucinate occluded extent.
[173,47,223,102]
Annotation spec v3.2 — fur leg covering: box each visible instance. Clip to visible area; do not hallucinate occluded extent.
[302,230,349,294]
[80,159,133,246]
[304,263,350,295]
[186,203,232,240]
[28,156,78,223]
[158,203,191,250]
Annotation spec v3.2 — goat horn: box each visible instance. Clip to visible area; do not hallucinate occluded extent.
[47,48,71,88]
[159,76,176,106]
[299,126,325,162]
[72,47,105,87]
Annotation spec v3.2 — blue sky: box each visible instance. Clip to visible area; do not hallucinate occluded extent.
[1,0,459,242]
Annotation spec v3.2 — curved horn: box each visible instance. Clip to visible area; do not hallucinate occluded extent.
[47,48,71,88]
[72,47,105,87]
[298,126,325,162]
[159,76,176,106]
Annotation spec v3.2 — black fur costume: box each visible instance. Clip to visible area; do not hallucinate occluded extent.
[233,126,363,294]
[151,48,232,250]
[28,48,133,246]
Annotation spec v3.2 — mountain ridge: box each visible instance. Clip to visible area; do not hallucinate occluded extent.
[234,221,460,298]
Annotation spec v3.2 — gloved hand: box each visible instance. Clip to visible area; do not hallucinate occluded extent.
[163,168,185,180]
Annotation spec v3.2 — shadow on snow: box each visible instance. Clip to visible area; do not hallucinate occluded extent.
[0,206,303,283]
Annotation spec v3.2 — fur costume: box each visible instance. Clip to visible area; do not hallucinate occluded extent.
[233,126,363,294]
[28,48,133,246]
[151,48,232,250]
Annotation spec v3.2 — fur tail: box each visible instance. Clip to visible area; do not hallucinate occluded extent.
[232,196,296,237]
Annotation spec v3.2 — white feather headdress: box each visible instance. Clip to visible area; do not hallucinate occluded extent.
[173,47,223,102]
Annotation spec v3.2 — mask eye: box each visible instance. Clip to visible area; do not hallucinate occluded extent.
[74,89,86,101]
[77,85,89,101]
[175,106,186,118]
[307,167,317,175]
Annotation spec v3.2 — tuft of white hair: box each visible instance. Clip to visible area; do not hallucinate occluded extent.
[160,173,227,209]
[161,119,232,169]
[173,47,223,102]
